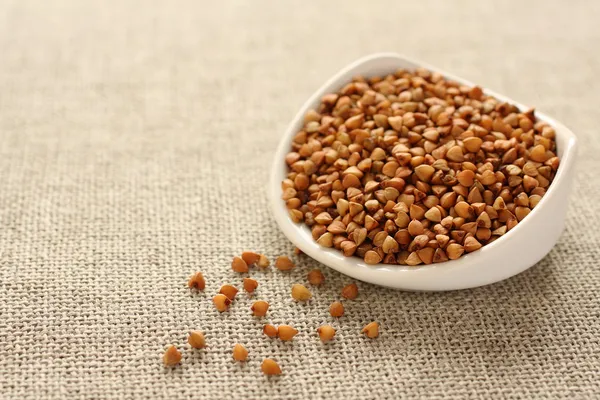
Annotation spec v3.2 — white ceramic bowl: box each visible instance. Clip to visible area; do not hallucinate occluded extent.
[269,53,578,291]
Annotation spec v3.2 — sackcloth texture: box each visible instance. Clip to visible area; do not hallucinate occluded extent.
[0,1,599,399]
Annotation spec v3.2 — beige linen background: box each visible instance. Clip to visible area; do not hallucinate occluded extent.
[1,1,599,399]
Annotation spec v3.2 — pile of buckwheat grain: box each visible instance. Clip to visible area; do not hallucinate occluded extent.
[282,68,560,265]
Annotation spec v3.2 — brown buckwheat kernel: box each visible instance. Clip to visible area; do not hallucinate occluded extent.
[231,256,249,273]
[188,331,206,349]
[241,251,261,266]
[261,359,282,375]
[277,325,299,341]
[163,345,182,366]
[251,300,270,317]
[291,284,312,301]
[187,272,205,290]
[243,278,259,293]
[317,325,336,343]
[263,324,278,338]
[219,285,239,300]
[257,254,270,268]
[275,256,295,271]
[307,269,325,285]
[329,301,345,317]
[341,283,359,300]
[361,322,380,338]
[213,294,231,312]
[232,344,248,362]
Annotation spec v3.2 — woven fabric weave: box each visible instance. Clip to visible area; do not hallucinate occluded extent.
[1,0,599,399]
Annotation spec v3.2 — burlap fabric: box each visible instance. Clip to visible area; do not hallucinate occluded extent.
[1,1,598,399]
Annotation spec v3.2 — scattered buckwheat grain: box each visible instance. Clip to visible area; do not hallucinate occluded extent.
[219,285,239,300]
[275,256,295,271]
[341,283,358,300]
[241,251,261,266]
[188,331,206,349]
[277,325,299,341]
[251,300,269,317]
[243,278,258,293]
[187,272,205,290]
[261,359,282,375]
[257,254,270,268]
[213,294,231,312]
[291,284,312,301]
[163,346,182,367]
[361,322,380,338]
[232,344,248,362]
[231,256,249,273]
[263,324,278,338]
[317,325,336,342]
[329,301,345,317]
[307,269,325,286]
